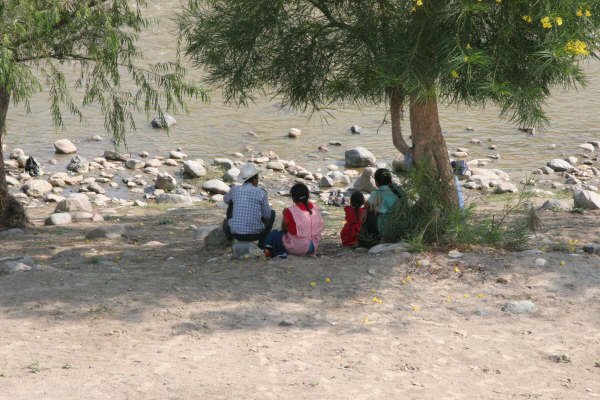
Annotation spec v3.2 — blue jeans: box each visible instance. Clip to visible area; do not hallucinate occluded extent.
[265,230,315,257]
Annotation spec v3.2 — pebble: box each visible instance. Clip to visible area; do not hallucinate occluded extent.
[448,249,464,259]
[535,258,547,267]
[502,300,536,314]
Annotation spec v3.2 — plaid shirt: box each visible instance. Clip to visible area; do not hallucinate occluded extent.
[224,182,272,235]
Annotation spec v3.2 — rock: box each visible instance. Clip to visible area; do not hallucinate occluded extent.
[22,179,52,197]
[578,143,596,153]
[145,158,163,168]
[549,354,571,363]
[266,161,285,171]
[392,153,411,172]
[155,173,177,191]
[350,125,361,134]
[87,182,106,194]
[195,225,230,250]
[16,155,28,168]
[541,166,554,175]
[156,193,193,205]
[151,114,176,129]
[70,212,95,222]
[223,167,240,183]
[85,225,127,240]
[9,148,25,159]
[573,190,600,210]
[169,150,188,160]
[5,175,20,187]
[539,200,563,211]
[470,138,481,144]
[4,159,18,170]
[502,300,536,314]
[183,160,207,178]
[91,135,103,142]
[232,241,262,259]
[352,167,377,193]
[66,155,89,174]
[548,159,574,172]
[368,242,410,255]
[535,258,547,267]
[448,249,463,259]
[0,228,25,240]
[45,212,72,226]
[103,150,127,161]
[55,194,93,213]
[566,156,578,166]
[125,159,145,169]
[202,179,230,194]
[288,128,302,138]
[213,158,234,169]
[54,139,77,154]
[0,256,34,273]
[451,151,469,158]
[495,182,518,194]
[345,147,376,168]
[582,244,600,254]
[319,176,334,188]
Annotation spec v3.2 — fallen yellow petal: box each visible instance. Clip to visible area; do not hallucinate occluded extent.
[309,281,317,288]
[325,277,331,283]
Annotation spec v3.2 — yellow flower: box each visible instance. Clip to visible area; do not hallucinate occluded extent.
[463,56,470,62]
[565,40,590,56]
[309,281,317,288]
[362,316,369,324]
[522,15,533,23]
[325,277,331,283]
[415,0,423,6]
[412,305,420,312]
[577,9,583,17]
[454,266,461,273]
[372,296,383,304]
[540,16,553,29]
[496,0,502,3]
[465,43,472,49]
[555,16,563,26]
[451,70,460,79]
[585,9,592,17]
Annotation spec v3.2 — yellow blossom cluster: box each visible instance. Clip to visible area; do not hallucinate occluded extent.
[565,39,589,56]
[577,8,592,17]
[540,15,563,28]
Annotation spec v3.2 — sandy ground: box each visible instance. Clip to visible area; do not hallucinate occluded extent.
[1,203,600,399]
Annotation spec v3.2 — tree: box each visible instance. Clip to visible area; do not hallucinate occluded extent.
[178,0,599,208]
[0,0,203,228]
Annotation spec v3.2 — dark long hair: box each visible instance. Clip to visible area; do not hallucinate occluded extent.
[374,168,403,199]
[290,183,312,214]
[350,191,365,219]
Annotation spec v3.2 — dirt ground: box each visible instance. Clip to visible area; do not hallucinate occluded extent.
[1,202,600,399]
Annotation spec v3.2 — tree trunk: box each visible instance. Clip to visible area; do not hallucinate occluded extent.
[409,96,458,208]
[0,86,28,229]
[389,89,410,155]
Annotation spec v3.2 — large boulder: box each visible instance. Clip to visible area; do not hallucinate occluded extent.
[352,167,377,193]
[223,167,240,183]
[45,212,72,226]
[125,159,145,169]
[495,182,518,194]
[547,159,574,172]
[213,158,234,170]
[202,179,230,194]
[183,160,207,178]
[195,225,230,250]
[151,114,176,129]
[156,193,193,205]
[345,147,376,168]
[155,173,177,191]
[55,194,93,213]
[573,190,600,210]
[23,179,52,197]
[54,139,77,154]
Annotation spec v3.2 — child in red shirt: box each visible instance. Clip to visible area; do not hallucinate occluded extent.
[341,192,366,248]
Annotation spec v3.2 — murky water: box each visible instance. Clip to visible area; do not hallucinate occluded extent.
[4,1,600,179]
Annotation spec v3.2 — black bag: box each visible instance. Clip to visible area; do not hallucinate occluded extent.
[25,156,40,177]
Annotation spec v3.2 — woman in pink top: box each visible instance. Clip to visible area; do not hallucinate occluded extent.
[265,183,324,257]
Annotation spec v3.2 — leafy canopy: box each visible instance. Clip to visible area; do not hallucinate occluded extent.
[0,0,204,144]
[179,0,599,127]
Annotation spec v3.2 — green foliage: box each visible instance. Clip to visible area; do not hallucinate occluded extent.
[0,0,205,145]
[179,0,600,128]
[381,164,532,251]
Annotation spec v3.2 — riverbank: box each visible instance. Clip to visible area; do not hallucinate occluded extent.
[1,204,600,399]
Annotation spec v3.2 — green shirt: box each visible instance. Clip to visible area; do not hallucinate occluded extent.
[368,185,399,232]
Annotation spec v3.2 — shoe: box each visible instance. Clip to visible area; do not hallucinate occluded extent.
[277,252,288,259]
[264,249,272,258]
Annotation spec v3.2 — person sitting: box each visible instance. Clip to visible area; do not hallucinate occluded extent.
[358,168,403,248]
[340,191,366,248]
[265,183,324,258]
[223,163,275,248]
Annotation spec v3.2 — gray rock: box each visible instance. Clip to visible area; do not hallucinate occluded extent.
[70,211,95,222]
[582,244,600,254]
[145,158,163,168]
[213,158,234,170]
[345,147,376,168]
[169,150,188,159]
[66,155,89,174]
[350,125,362,134]
[288,128,302,138]
[9,148,25,159]
[103,150,127,161]
[547,159,574,172]
[353,167,377,193]
[223,167,240,183]
[0,256,34,273]
[495,182,518,194]
[266,161,285,171]
[54,139,77,154]
[573,190,600,210]
[23,179,53,197]
[578,143,595,153]
[232,241,262,259]
[368,242,410,255]
[43,192,63,203]
[0,228,25,240]
[87,182,106,194]
[85,224,127,240]
[156,193,193,205]
[502,300,536,314]
[125,158,145,169]
[566,156,578,166]
[195,225,230,250]
[183,160,207,178]
[45,212,72,226]
[319,176,334,188]
[5,175,20,187]
[539,199,563,211]
[202,179,230,194]
[155,173,177,191]
[151,114,176,129]
[4,159,19,170]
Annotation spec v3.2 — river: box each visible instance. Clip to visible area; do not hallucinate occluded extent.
[4,1,600,179]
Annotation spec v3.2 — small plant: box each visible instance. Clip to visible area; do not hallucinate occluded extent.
[62,363,72,370]
[158,217,175,225]
[88,257,101,265]
[27,361,40,374]
[570,207,584,214]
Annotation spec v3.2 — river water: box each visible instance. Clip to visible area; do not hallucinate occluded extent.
[4,1,600,179]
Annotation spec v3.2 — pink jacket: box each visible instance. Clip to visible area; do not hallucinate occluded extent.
[283,204,324,255]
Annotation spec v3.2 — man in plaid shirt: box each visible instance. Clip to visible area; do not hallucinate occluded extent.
[223,163,275,248]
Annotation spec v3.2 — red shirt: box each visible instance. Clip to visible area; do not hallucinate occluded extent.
[340,206,366,247]
[283,202,314,235]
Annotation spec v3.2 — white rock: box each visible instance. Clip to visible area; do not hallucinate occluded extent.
[448,249,464,259]
[502,300,536,314]
[45,212,72,226]
[547,159,574,172]
[345,147,376,168]
[23,179,52,197]
[183,160,207,178]
[202,179,230,194]
[54,139,77,154]
[368,242,410,255]
[578,143,595,153]
[169,150,188,159]
[151,114,176,129]
[288,128,302,138]
[266,161,285,171]
[535,258,547,267]
[353,167,377,193]
[573,190,600,210]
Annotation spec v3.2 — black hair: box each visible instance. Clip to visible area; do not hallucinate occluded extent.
[245,174,259,184]
[290,183,312,214]
[374,168,393,187]
[350,191,365,219]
